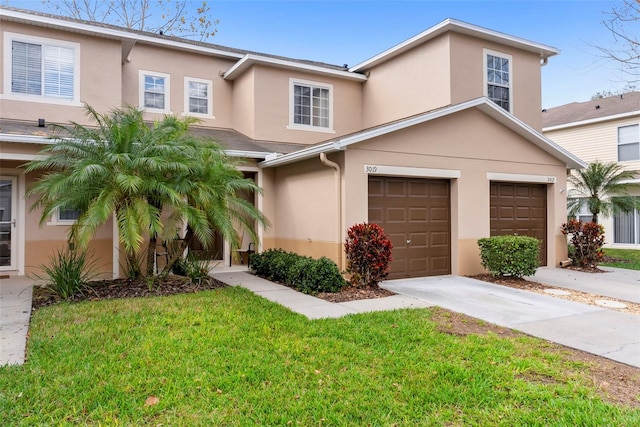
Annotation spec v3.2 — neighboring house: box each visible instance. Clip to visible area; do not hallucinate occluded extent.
[543,92,640,248]
[0,7,584,279]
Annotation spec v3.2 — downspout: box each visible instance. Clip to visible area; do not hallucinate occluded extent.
[320,152,343,269]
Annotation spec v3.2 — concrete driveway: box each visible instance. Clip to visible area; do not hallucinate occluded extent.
[0,276,33,366]
[381,269,640,368]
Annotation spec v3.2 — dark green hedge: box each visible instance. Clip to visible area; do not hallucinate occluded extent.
[249,249,346,294]
[477,235,540,278]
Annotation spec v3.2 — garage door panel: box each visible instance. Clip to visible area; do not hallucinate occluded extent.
[430,206,449,221]
[490,182,547,265]
[430,257,450,274]
[408,181,428,196]
[386,180,406,196]
[369,176,451,279]
[408,233,428,247]
[430,231,449,247]
[409,207,427,222]
[499,206,515,220]
[386,207,406,223]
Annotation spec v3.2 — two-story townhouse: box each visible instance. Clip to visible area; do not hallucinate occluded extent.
[542,91,640,247]
[0,6,584,280]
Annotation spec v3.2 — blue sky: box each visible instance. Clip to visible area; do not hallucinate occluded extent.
[8,0,629,108]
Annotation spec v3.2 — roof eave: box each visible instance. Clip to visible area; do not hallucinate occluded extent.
[350,18,559,72]
[543,110,640,132]
[224,54,367,82]
[0,7,245,60]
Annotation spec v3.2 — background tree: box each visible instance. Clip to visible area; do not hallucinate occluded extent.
[39,0,218,40]
[26,105,266,277]
[567,161,640,224]
[598,0,640,81]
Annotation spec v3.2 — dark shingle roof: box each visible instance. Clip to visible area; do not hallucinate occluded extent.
[0,119,306,155]
[0,6,348,71]
[542,92,640,128]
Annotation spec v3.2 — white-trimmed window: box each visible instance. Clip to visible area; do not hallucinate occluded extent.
[572,200,594,223]
[618,124,639,162]
[4,32,80,104]
[287,78,334,133]
[484,49,512,113]
[183,77,213,118]
[139,70,170,113]
[47,207,82,226]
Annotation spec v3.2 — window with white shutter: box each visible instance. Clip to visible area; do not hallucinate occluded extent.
[6,33,79,103]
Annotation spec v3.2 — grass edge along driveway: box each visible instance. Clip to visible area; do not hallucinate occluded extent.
[1,287,638,426]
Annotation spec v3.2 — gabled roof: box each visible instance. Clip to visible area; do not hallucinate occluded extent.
[260,98,586,170]
[350,18,559,72]
[542,91,640,131]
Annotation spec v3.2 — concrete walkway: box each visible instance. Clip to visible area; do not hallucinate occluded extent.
[0,276,33,366]
[212,271,433,319]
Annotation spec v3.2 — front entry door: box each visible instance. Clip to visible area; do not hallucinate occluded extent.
[0,177,17,271]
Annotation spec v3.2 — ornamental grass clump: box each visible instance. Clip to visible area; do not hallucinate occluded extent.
[344,223,393,288]
[33,249,98,299]
[477,235,540,278]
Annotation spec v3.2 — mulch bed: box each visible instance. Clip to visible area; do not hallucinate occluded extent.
[316,285,395,303]
[31,275,228,310]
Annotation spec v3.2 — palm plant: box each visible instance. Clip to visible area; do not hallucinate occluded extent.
[26,104,267,277]
[567,161,640,224]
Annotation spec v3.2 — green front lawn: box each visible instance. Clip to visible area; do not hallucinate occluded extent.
[1,287,637,426]
[602,248,640,270]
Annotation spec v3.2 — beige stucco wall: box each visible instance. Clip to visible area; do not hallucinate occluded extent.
[264,154,343,266]
[361,33,452,128]
[449,33,544,130]
[247,66,363,144]
[231,67,257,139]
[342,109,566,275]
[1,21,122,125]
[121,43,236,126]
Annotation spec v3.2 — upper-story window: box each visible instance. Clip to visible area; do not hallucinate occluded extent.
[287,78,334,133]
[139,70,170,113]
[4,32,80,104]
[484,49,512,113]
[183,77,213,118]
[618,124,639,162]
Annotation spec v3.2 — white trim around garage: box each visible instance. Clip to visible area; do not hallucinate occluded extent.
[365,164,461,179]
[487,172,556,184]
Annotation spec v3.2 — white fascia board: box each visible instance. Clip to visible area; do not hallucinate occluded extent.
[0,133,52,144]
[350,18,558,72]
[260,97,586,170]
[473,100,586,169]
[224,54,367,82]
[542,110,640,132]
[0,8,244,60]
[260,100,484,168]
[0,152,45,161]
[259,141,342,168]
[224,150,269,159]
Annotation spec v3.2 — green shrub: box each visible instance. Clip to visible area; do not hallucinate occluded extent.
[477,235,540,278]
[561,219,605,268]
[250,249,346,294]
[34,249,98,299]
[171,253,211,286]
[344,223,393,288]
